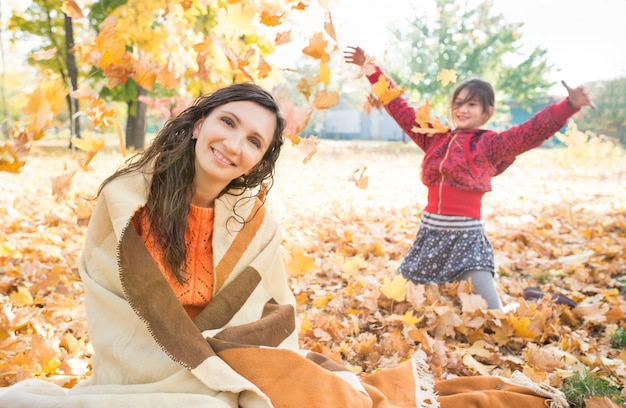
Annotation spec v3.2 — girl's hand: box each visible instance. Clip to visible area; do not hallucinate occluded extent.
[562,80,596,110]
[344,46,367,66]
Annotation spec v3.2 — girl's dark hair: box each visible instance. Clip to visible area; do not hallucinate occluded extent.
[450,78,495,118]
[98,82,285,282]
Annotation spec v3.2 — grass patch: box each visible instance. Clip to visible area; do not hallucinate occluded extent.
[562,370,621,407]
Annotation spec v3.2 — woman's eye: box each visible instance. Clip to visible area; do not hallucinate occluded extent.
[248,137,261,148]
[221,117,234,127]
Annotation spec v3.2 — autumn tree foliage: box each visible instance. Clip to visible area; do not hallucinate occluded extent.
[386,0,553,120]
[8,0,83,140]
[1,0,343,171]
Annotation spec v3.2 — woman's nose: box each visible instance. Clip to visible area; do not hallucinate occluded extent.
[223,133,243,154]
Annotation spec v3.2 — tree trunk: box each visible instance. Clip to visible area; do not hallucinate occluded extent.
[64,14,80,141]
[125,85,147,150]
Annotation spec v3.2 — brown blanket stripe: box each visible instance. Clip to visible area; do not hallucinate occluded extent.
[214,200,266,293]
[119,226,215,369]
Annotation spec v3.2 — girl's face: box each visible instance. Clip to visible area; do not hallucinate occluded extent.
[452,88,493,130]
[191,100,276,206]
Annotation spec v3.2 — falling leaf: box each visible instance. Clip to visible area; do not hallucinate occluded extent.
[323,11,336,41]
[260,10,283,26]
[30,48,57,61]
[312,89,339,110]
[436,69,457,86]
[51,170,78,202]
[298,136,319,164]
[371,76,405,105]
[351,167,368,189]
[61,0,84,19]
[410,72,425,84]
[275,30,291,46]
[302,33,330,62]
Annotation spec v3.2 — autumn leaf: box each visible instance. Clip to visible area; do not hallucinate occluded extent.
[86,98,116,130]
[30,48,57,61]
[381,275,407,302]
[132,51,158,91]
[302,32,330,62]
[371,76,405,105]
[275,30,292,46]
[61,0,84,19]
[51,170,78,202]
[351,167,369,189]
[9,287,34,306]
[157,59,182,90]
[436,69,457,86]
[298,136,320,164]
[323,11,336,41]
[260,10,283,26]
[213,3,256,38]
[319,61,330,86]
[401,310,419,328]
[312,89,339,110]
[0,144,26,173]
[411,99,450,136]
[410,72,425,84]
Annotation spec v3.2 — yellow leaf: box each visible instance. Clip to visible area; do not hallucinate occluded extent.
[401,310,419,327]
[286,249,316,277]
[319,61,330,86]
[10,286,34,306]
[213,3,256,38]
[508,316,538,339]
[343,255,364,278]
[371,76,405,105]
[436,69,457,86]
[71,136,105,153]
[410,72,425,84]
[381,274,407,302]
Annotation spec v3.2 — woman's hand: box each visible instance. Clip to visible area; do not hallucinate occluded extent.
[562,80,596,110]
[344,46,367,67]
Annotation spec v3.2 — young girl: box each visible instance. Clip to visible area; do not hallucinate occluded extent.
[344,46,594,310]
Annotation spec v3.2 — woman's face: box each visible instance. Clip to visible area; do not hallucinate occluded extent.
[191,100,276,205]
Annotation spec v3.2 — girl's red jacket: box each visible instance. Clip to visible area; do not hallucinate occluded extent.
[367,67,579,218]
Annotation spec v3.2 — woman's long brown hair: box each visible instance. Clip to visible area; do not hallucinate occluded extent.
[97,82,285,282]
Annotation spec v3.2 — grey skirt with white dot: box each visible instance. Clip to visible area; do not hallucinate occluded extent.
[398,211,495,283]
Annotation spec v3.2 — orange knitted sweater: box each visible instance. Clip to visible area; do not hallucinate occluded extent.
[132,205,215,318]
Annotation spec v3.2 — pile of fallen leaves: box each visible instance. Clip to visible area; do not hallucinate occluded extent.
[0,139,625,402]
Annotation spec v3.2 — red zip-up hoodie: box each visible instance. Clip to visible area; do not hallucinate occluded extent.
[367,67,579,218]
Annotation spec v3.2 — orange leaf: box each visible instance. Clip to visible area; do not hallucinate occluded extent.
[298,136,319,164]
[61,0,84,19]
[312,89,339,110]
[275,30,292,46]
[257,56,271,79]
[260,10,283,26]
[302,33,330,62]
[132,52,158,91]
[157,59,182,90]
[323,11,336,41]
[51,170,77,202]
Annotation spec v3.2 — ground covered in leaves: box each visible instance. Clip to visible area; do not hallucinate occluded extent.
[1,139,625,402]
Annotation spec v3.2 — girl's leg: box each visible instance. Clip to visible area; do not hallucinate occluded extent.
[458,270,503,310]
